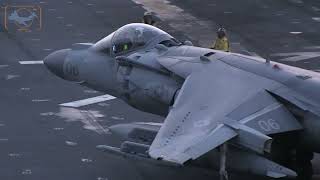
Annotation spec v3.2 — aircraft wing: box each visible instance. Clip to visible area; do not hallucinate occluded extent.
[149,57,302,164]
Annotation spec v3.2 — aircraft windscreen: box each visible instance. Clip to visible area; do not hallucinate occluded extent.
[111,23,171,55]
[93,23,176,55]
[92,32,114,54]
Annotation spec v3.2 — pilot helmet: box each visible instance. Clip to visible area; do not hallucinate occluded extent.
[217,27,227,38]
[143,12,156,25]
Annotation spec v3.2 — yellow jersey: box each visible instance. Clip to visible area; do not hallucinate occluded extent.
[211,37,230,52]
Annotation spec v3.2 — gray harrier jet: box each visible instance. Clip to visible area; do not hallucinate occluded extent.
[44,23,320,180]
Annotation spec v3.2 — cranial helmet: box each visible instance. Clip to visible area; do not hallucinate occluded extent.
[217,27,226,38]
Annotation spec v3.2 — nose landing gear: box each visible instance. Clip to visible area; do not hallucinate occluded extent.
[219,143,229,180]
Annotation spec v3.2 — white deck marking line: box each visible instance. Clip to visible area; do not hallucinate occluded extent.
[60,94,116,108]
[32,99,50,102]
[96,11,105,14]
[304,46,320,49]
[19,61,44,65]
[6,75,20,80]
[312,17,320,22]
[312,6,320,12]
[289,0,303,4]
[271,52,320,62]
[81,110,110,135]
[0,65,9,68]
[29,38,41,41]
[65,141,77,146]
[290,32,303,34]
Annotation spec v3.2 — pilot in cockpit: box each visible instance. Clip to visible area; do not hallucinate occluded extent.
[94,23,180,56]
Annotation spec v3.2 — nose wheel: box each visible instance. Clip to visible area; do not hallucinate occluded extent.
[219,143,229,180]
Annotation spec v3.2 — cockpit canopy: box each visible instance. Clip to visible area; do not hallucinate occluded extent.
[93,23,180,55]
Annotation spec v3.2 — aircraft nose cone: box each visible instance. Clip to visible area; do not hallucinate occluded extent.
[44,49,69,78]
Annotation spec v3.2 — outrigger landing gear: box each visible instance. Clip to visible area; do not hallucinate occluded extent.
[295,149,314,180]
[219,143,229,180]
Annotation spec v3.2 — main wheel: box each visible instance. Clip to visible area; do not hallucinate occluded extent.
[270,133,314,180]
[295,150,314,180]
